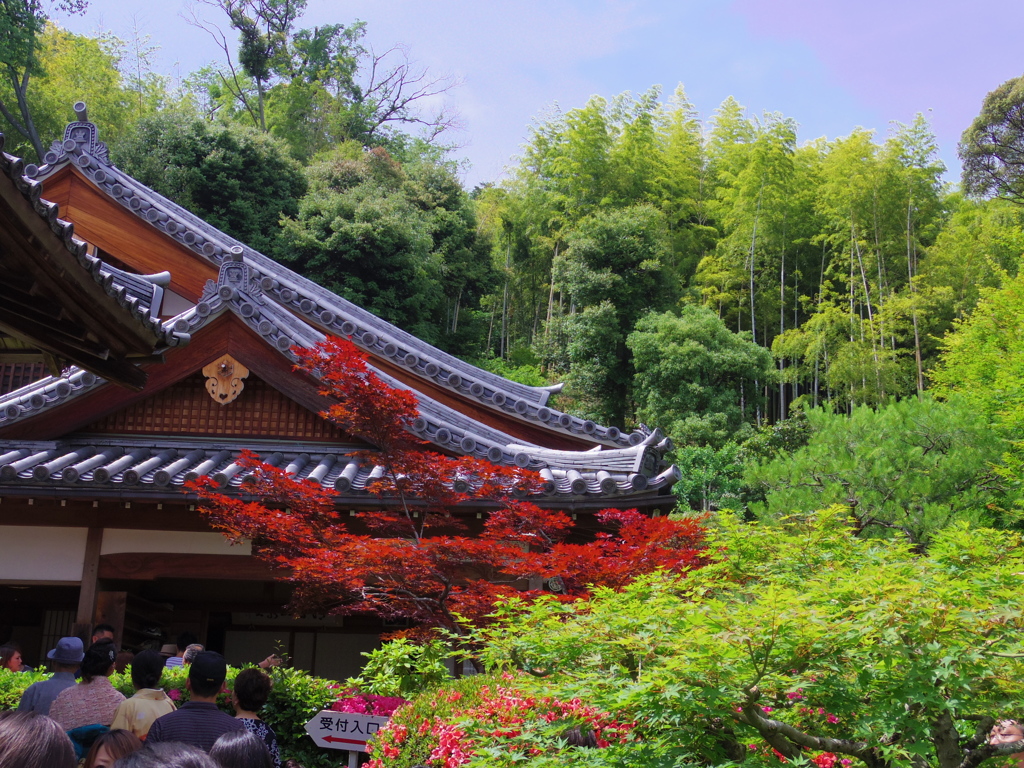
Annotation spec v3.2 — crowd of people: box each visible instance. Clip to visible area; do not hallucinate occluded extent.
[0,628,290,768]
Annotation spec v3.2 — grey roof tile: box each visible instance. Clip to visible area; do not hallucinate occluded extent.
[0,438,677,501]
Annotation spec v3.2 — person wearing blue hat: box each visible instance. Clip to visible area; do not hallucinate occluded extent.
[16,636,84,715]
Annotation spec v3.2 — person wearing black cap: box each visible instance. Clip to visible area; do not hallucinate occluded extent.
[16,637,84,715]
[146,651,244,752]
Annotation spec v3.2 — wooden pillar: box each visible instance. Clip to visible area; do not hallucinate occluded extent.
[71,527,103,642]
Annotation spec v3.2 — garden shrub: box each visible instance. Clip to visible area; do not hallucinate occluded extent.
[0,668,47,709]
[346,637,450,698]
[367,673,635,768]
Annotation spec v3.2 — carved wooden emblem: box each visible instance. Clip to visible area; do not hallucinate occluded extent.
[202,355,249,405]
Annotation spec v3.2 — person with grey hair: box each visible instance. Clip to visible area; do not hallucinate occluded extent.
[0,711,76,768]
[17,637,83,715]
[181,644,204,666]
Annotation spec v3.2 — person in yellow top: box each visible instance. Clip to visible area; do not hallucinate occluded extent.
[111,650,176,740]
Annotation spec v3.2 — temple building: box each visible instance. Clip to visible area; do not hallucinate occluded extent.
[0,106,678,680]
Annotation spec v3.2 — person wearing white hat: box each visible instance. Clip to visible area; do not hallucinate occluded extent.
[16,637,84,715]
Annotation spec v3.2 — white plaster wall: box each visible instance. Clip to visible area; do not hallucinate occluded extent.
[0,527,89,582]
[100,530,252,556]
[160,289,194,318]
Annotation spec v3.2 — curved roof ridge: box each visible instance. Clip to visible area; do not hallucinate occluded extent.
[36,130,646,450]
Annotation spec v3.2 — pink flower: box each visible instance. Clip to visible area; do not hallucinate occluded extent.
[827,714,840,724]
[168,689,181,701]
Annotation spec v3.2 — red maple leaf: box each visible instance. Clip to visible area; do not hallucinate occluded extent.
[188,337,706,635]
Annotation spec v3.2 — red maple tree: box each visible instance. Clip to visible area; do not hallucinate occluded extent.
[188,337,706,636]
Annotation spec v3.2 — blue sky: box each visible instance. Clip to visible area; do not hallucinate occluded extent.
[58,0,1024,189]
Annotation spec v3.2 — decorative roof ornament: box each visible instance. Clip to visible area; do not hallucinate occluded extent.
[218,245,261,295]
[40,102,110,171]
[202,354,249,405]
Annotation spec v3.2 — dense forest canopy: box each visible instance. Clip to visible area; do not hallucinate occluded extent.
[5,4,1024,536]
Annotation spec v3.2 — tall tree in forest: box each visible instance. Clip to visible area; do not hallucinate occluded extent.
[960,74,1024,204]
[0,0,87,160]
[278,144,492,349]
[550,204,673,425]
[113,111,306,256]
[189,0,459,156]
[882,115,946,393]
[629,306,773,447]
[654,86,716,287]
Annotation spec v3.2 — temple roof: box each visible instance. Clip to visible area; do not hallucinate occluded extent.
[0,106,680,504]
[0,128,189,390]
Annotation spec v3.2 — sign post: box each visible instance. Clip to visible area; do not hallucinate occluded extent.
[304,710,390,768]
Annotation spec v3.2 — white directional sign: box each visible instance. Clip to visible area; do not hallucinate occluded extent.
[304,710,390,753]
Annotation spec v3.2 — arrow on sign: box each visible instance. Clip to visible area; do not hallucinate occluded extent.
[323,736,366,746]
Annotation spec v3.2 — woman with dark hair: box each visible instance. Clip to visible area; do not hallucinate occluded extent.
[49,640,126,730]
[231,668,280,767]
[83,729,143,768]
[0,710,76,768]
[113,742,219,768]
[111,650,176,739]
[0,645,23,672]
[209,730,272,768]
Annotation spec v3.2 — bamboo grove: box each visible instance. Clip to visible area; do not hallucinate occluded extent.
[475,85,1024,430]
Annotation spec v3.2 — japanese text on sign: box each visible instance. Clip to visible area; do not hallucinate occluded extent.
[304,710,390,752]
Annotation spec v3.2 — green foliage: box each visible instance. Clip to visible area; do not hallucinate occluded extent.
[671,442,747,512]
[112,112,306,256]
[476,510,1024,768]
[0,667,48,710]
[369,673,645,768]
[960,74,1024,203]
[368,674,490,768]
[471,352,549,388]
[346,638,450,698]
[0,23,135,161]
[629,305,773,447]
[746,395,1008,543]
[548,203,674,425]
[279,145,495,348]
[261,665,338,768]
[931,269,1024,437]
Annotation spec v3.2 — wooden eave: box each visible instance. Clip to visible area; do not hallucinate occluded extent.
[41,165,216,301]
[0,166,162,390]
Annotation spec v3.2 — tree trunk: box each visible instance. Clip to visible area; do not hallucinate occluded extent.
[1,64,45,161]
